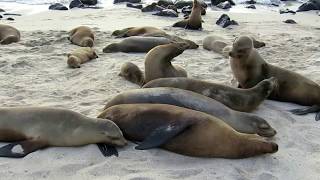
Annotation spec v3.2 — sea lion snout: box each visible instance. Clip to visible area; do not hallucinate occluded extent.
[270,142,278,153]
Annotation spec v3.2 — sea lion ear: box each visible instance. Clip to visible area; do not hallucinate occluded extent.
[135,121,194,150]
[97,143,119,157]
[0,140,47,158]
[67,53,71,57]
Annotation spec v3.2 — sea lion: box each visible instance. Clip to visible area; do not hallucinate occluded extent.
[67,47,98,68]
[173,0,202,30]
[144,42,188,83]
[0,107,127,158]
[111,26,166,38]
[143,77,278,112]
[98,104,278,158]
[229,36,320,120]
[103,36,172,53]
[119,62,144,86]
[69,26,95,47]
[102,87,276,137]
[0,24,20,45]
[203,35,265,57]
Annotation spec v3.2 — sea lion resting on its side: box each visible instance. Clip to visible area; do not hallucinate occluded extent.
[67,47,98,68]
[69,26,95,47]
[98,104,278,158]
[0,24,20,45]
[229,36,320,120]
[0,107,127,158]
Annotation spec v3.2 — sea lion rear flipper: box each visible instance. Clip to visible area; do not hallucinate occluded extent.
[135,121,194,150]
[290,105,320,120]
[97,143,119,157]
[0,140,47,158]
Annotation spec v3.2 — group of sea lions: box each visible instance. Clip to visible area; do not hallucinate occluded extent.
[0,0,319,159]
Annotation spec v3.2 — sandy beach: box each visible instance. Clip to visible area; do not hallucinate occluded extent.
[1,3,320,180]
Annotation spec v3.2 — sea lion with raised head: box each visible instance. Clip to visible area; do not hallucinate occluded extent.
[173,0,202,30]
[69,26,95,47]
[103,87,277,137]
[98,104,278,158]
[143,77,278,112]
[67,47,98,68]
[229,36,320,120]
[111,26,166,38]
[119,62,144,86]
[0,24,20,45]
[0,107,127,158]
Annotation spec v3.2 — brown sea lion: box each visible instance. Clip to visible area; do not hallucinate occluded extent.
[143,77,278,112]
[98,104,278,158]
[229,36,320,120]
[102,87,277,137]
[69,26,95,47]
[103,36,172,53]
[173,0,202,30]
[67,47,98,68]
[119,62,144,86]
[0,24,20,45]
[111,26,166,38]
[0,107,127,158]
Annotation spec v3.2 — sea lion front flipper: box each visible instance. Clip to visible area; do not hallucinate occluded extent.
[0,140,47,158]
[97,143,119,157]
[135,121,194,150]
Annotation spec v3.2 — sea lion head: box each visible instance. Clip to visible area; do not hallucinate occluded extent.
[119,62,144,86]
[172,42,191,51]
[259,77,279,97]
[251,116,277,137]
[229,36,253,59]
[92,118,127,146]
[103,43,120,53]
[183,39,199,49]
[81,37,94,47]
[67,55,81,68]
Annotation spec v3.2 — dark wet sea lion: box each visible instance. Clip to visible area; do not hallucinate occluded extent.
[103,87,277,137]
[0,107,127,158]
[229,36,320,120]
[98,104,278,158]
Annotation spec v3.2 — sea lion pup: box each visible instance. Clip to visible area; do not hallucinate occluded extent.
[173,0,202,30]
[144,42,189,83]
[229,36,320,120]
[143,77,278,112]
[0,107,127,158]
[103,87,277,137]
[103,36,172,53]
[111,26,166,38]
[203,35,266,57]
[0,24,20,45]
[69,26,95,47]
[98,104,278,158]
[119,62,144,86]
[67,47,98,68]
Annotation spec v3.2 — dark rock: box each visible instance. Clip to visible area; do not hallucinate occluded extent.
[211,0,235,6]
[175,0,207,9]
[284,19,297,24]
[3,13,22,16]
[114,0,141,4]
[69,0,84,9]
[6,17,14,21]
[157,0,174,7]
[127,3,143,9]
[297,0,320,12]
[80,0,98,5]
[49,3,68,10]
[279,8,296,14]
[245,0,256,4]
[216,1,231,9]
[167,5,178,12]
[153,9,178,17]
[0,8,5,12]
[216,14,238,28]
[141,3,165,12]
[246,5,256,9]
[0,15,2,19]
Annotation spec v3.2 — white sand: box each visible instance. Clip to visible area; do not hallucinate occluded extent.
[1,5,320,180]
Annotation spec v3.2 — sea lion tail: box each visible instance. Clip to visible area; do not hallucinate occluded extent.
[290,105,320,121]
[0,140,47,158]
